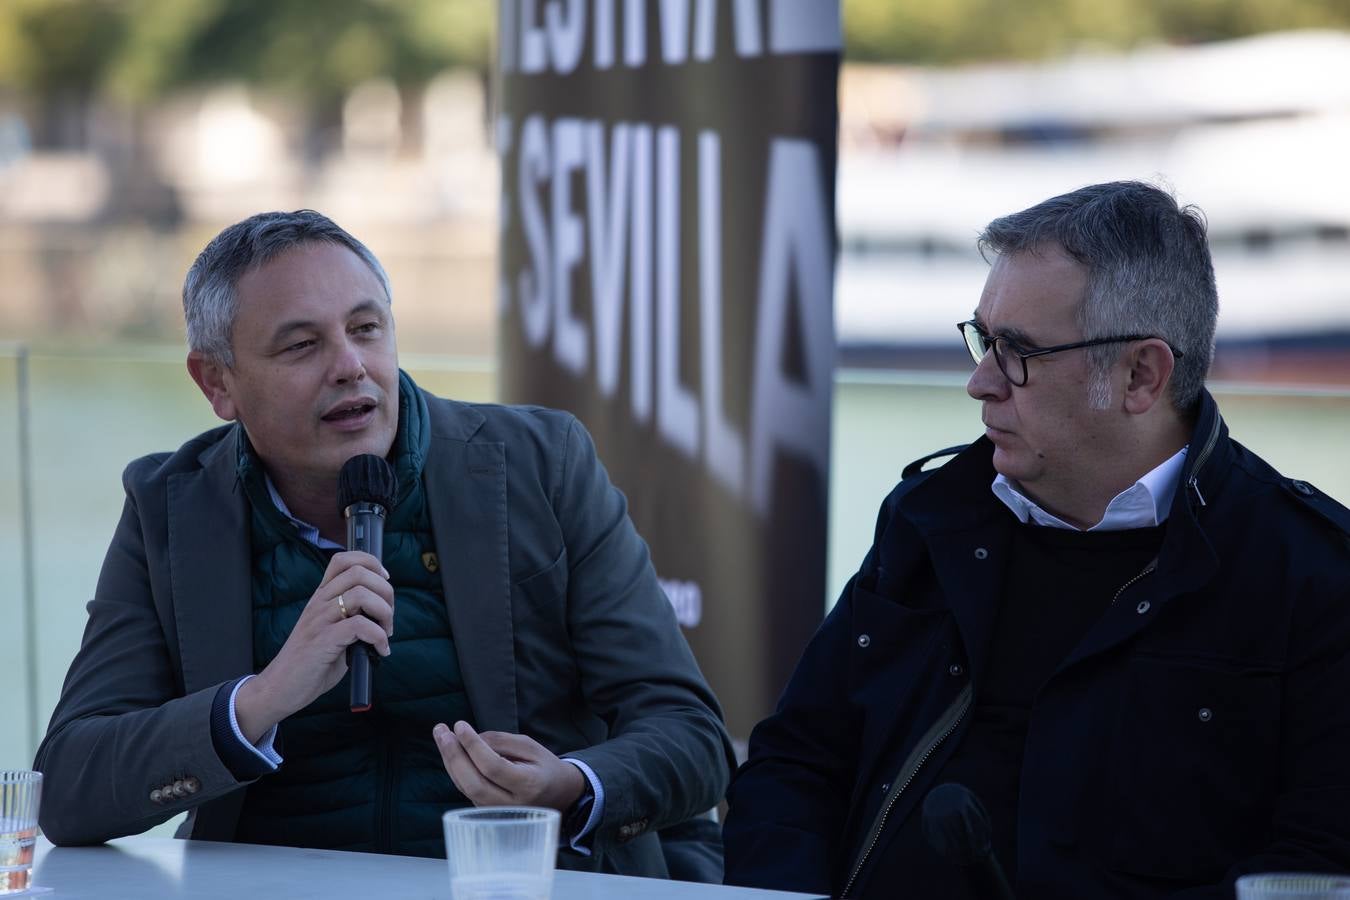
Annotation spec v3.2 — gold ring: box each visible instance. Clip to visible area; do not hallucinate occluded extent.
[337,593,349,618]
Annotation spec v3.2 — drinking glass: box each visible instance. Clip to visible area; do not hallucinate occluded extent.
[1237,873,1350,900]
[443,806,559,900]
[0,771,42,895]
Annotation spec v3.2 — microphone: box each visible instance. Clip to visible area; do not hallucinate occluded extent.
[337,454,398,713]
[921,782,1017,900]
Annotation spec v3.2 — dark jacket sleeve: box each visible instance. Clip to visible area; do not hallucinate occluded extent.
[721,481,916,896]
[550,417,737,856]
[33,466,254,846]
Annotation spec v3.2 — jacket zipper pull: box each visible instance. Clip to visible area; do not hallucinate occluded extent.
[1188,475,1206,507]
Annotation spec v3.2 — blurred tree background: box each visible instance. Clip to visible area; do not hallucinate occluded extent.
[0,0,493,149]
[843,0,1350,62]
[0,0,499,346]
[5,0,1348,124]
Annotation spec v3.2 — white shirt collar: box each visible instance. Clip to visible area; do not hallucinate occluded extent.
[991,446,1188,532]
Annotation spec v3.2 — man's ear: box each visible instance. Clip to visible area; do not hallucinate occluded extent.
[1122,339,1176,415]
[187,352,239,422]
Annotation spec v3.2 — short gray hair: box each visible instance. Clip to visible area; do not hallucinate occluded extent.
[183,210,392,366]
[978,181,1217,411]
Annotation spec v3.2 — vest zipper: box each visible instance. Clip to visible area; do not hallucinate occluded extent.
[841,683,973,898]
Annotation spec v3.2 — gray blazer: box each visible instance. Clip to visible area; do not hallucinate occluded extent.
[35,390,734,877]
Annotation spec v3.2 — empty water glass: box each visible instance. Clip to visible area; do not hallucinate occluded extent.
[443,806,559,900]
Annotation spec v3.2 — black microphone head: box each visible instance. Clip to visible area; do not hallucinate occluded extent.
[922,782,994,866]
[337,454,398,514]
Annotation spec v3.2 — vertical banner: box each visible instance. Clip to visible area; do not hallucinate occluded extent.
[495,0,840,744]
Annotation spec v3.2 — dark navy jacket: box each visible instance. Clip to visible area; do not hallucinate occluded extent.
[724,390,1350,898]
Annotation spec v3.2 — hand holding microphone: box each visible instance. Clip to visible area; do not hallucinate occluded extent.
[233,455,397,740]
[234,550,394,742]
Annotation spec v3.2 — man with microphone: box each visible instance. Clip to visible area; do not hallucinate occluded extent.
[723,182,1350,897]
[34,210,734,878]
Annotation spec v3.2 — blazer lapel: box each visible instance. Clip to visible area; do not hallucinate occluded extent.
[166,428,253,692]
[423,400,519,734]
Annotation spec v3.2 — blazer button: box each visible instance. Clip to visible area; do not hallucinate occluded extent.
[184,777,201,794]
[172,780,189,799]
[857,634,871,648]
[948,663,965,677]
[617,819,648,844]
[150,788,164,804]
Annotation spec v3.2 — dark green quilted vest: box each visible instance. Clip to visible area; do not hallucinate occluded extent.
[234,372,474,857]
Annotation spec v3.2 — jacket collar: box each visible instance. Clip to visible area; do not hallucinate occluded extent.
[420,380,486,444]
[898,437,1006,534]
[901,387,1231,536]
[1143,387,1226,610]
[1172,387,1230,519]
[893,390,1232,674]
[390,369,431,503]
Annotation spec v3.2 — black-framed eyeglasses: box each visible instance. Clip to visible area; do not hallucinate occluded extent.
[957,320,1183,387]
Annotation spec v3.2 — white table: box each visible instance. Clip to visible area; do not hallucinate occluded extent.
[31,837,823,899]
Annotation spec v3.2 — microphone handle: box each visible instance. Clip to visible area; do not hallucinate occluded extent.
[348,644,373,712]
[344,503,386,713]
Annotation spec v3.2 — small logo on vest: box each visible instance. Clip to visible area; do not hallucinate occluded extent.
[422,552,439,573]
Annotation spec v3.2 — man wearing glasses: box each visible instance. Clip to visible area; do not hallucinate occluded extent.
[724,181,1350,898]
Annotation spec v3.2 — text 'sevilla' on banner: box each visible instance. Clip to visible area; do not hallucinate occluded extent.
[496,0,841,742]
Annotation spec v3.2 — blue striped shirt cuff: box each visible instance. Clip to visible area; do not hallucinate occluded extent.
[561,758,604,855]
[209,675,282,780]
